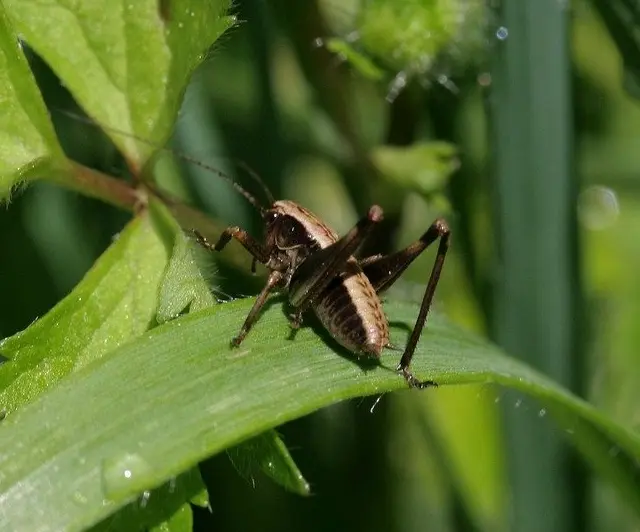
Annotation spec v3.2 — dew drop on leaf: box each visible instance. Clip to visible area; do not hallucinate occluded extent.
[101,453,153,500]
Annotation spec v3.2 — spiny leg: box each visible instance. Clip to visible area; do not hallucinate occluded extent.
[231,270,283,346]
[287,205,384,328]
[193,227,269,263]
[360,218,450,388]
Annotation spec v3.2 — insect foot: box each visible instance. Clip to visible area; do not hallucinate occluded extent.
[398,365,438,389]
[288,313,303,330]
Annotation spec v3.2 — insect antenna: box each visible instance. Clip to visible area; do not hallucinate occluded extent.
[52,107,271,213]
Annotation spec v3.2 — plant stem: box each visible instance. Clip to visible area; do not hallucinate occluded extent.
[52,160,253,271]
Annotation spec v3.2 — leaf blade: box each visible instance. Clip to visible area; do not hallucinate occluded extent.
[0,299,637,530]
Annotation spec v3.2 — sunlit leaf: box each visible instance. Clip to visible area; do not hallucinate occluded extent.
[4,0,235,171]
[0,6,66,199]
[0,299,637,530]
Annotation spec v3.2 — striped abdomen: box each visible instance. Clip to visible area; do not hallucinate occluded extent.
[272,199,389,357]
[313,259,389,358]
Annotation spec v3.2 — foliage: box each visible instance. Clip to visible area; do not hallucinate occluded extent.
[0,0,638,531]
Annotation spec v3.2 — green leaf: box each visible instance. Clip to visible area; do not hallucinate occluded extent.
[0,6,66,199]
[371,141,458,197]
[4,0,235,171]
[0,212,170,415]
[157,225,217,323]
[0,299,638,530]
[228,430,311,496]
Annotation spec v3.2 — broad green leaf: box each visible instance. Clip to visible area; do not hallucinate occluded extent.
[0,212,170,415]
[0,6,66,199]
[228,430,311,496]
[4,0,235,171]
[371,141,458,197]
[0,299,638,531]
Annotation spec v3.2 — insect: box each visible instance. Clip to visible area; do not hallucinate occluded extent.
[193,172,450,389]
[57,108,449,387]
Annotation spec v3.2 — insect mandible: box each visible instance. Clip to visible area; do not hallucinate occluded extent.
[193,168,450,388]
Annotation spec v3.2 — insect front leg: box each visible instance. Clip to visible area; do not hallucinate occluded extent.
[287,205,384,328]
[360,218,450,388]
[231,270,284,346]
[193,227,270,264]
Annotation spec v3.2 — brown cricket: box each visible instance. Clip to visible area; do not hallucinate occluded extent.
[194,170,450,389]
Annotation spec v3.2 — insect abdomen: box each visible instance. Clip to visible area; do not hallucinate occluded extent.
[313,260,389,357]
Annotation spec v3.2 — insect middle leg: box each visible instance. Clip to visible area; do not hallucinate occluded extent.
[360,218,450,388]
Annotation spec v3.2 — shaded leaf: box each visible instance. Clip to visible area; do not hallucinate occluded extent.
[228,430,311,496]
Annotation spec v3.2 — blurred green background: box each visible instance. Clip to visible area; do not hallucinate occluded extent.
[1,0,639,531]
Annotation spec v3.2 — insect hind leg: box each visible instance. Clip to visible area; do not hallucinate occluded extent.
[361,218,450,388]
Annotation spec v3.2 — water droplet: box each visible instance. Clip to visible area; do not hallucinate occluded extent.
[72,491,88,505]
[494,396,501,404]
[496,26,509,41]
[514,399,522,408]
[101,453,153,500]
[578,185,619,230]
[313,37,324,48]
[477,72,492,87]
[538,408,547,417]
[178,22,184,29]
[138,490,151,508]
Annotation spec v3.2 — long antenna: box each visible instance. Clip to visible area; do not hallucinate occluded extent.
[53,107,273,213]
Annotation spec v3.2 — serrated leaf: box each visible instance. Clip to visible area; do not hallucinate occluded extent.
[228,430,311,496]
[4,0,235,171]
[0,299,638,531]
[0,6,66,199]
[371,141,458,196]
[0,212,169,414]
[157,225,217,323]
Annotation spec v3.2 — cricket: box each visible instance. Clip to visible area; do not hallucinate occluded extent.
[192,168,450,389]
[59,109,449,388]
